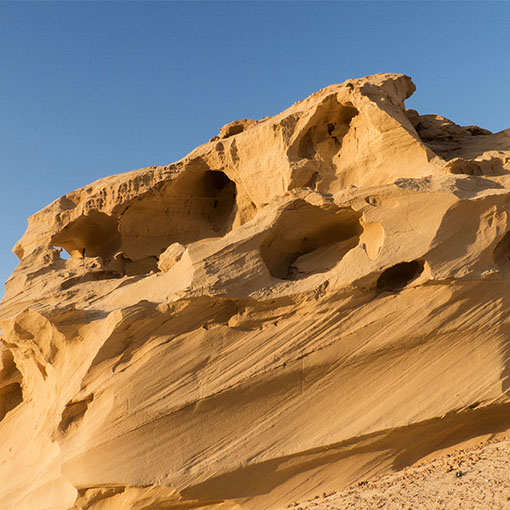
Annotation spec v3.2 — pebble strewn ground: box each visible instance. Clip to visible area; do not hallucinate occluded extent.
[293,436,510,510]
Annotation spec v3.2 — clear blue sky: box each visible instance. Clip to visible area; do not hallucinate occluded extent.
[1,1,509,293]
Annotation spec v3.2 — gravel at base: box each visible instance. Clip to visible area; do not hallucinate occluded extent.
[292,436,510,510]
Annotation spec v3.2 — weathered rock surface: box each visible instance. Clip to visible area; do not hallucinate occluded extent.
[1,73,510,510]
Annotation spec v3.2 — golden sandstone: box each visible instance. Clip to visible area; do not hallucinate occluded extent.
[1,74,510,509]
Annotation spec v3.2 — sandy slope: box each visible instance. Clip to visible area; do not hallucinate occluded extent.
[296,435,510,510]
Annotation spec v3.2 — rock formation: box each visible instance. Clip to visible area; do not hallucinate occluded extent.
[1,73,510,510]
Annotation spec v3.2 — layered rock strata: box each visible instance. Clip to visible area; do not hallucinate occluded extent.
[1,73,510,510]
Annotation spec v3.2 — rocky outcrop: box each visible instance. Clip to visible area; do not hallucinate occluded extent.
[1,73,510,510]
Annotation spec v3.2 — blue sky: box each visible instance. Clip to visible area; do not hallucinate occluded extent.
[1,1,509,293]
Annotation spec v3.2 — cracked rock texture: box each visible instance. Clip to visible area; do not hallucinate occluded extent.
[1,73,510,510]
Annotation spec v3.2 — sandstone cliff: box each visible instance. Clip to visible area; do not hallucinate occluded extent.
[1,73,510,510]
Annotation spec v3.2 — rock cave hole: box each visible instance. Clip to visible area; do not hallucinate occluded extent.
[0,350,23,422]
[58,248,71,260]
[296,98,359,160]
[51,211,121,262]
[51,170,238,278]
[376,260,424,292]
[117,169,237,266]
[203,170,238,233]
[260,202,362,280]
[59,394,93,433]
[493,232,510,274]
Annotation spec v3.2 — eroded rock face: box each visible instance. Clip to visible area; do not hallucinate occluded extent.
[1,73,510,510]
